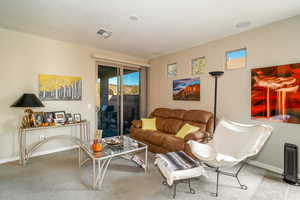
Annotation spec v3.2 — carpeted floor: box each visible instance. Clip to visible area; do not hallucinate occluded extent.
[0,149,299,200]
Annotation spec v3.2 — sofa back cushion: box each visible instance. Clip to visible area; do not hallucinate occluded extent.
[156,117,183,134]
[182,110,213,132]
[150,108,185,120]
[150,108,213,134]
[183,110,213,124]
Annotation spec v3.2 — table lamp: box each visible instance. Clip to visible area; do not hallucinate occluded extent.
[11,93,44,128]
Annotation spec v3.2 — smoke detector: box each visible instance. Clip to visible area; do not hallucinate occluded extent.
[129,15,139,21]
[97,29,112,39]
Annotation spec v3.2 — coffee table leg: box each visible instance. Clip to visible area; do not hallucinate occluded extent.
[98,160,102,189]
[78,147,81,168]
[99,158,112,189]
[93,159,96,189]
[91,158,112,190]
[144,148,147,172]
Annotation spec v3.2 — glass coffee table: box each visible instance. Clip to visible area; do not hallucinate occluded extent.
[79,135,148,189]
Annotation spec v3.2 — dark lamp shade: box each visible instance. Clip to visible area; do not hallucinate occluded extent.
[11,93,44,108]
[209,71,224,77]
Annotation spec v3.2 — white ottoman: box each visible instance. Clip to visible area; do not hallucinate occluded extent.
[155,156,207,198]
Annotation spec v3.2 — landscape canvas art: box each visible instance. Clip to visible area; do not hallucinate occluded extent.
[167,63,177,77]
[39,74,82,101]
[192,57,206,75]
[173,78,200,101]
[226,48,246,70]
[251,63,300,124]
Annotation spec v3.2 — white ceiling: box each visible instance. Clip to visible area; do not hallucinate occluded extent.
[0,0,299,59]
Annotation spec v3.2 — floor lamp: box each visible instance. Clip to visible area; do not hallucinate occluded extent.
[209,71,224,132]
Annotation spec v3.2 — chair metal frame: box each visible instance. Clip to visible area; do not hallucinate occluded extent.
[204,161,248,197]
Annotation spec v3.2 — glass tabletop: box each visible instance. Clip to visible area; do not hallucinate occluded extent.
[81,135,147,160]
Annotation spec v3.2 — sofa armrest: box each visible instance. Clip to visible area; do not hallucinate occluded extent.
[132,120,142,128]
[206,117,214,135]
[184,131,212,159]
[184,130,211,143]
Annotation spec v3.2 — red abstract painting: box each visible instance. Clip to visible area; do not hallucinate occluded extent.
[251,63,300,124]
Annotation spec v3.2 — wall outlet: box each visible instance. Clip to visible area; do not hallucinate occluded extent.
[39,135,46,141]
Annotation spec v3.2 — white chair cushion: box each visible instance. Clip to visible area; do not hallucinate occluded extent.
[187,119,273,168]
[216,153,237,162]
[187,140,217,161]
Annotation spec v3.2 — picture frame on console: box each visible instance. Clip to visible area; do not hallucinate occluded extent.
[66,113,73,123]
[74,113,81,122]
[33,112,44,127]
[54,111,66,124]
[44,112,55,124]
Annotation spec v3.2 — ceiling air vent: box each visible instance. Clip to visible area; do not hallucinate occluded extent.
[97,29,112,39]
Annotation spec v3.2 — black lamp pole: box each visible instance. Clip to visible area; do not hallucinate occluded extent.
[209,71,224,132]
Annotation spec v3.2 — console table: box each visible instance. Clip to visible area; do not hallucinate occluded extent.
[18,121,90,166]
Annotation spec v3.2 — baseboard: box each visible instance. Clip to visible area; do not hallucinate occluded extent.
[247,160,282,174]
[0,145,78,165]
[247,159,300,177]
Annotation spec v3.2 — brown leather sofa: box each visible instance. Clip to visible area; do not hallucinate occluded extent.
[130,108,214,154]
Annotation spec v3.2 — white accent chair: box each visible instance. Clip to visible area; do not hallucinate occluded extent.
[187,119,273,196]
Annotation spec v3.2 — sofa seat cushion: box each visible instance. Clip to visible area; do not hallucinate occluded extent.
[161,135,185,152]
[145,131,167,146]
[131,128,167,146]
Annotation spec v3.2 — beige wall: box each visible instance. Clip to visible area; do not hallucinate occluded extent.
[0,27,147,162]
[149,15,300,169]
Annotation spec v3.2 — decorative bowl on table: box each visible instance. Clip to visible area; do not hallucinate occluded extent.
[91,139,104,152]
[104,136,123,146]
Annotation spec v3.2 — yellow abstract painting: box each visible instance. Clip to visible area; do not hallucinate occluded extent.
[39,74,82,101]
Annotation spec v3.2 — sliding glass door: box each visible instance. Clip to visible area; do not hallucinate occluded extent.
[122,68,140,134]
[97,65,141,137]
[97,66,121,138]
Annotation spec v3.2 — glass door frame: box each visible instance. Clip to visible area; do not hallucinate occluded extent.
[122,66,141,134]
[96,62,141,137]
